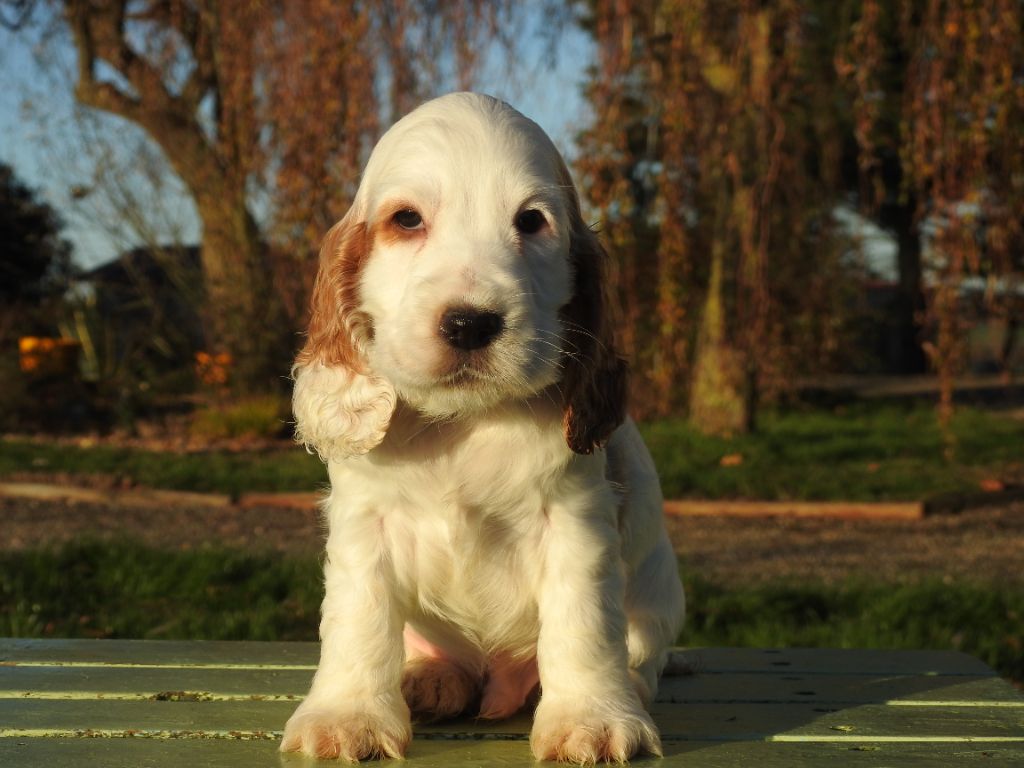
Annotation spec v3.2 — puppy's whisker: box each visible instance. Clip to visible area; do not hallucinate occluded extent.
[535,329,584,355]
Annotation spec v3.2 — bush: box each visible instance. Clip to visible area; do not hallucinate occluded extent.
[0,354,31,432]
[190,395,291,441]
[0,348,97,433]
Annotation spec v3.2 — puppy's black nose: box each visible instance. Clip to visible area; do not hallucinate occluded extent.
[439,307,505,351]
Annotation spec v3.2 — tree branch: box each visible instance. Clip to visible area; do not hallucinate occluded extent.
[63,0,219,191]
[0,0,35,31]
[125,1,215,112]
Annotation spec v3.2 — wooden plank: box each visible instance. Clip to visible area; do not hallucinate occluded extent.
[670,647,998,676]
[0,738,284,768]
[4,698,1022,743]
[0,698,295,737]
[1,702,517,741]
[0,639,319,668]
[656,671,1024,706]
[663,499,924,520]
[2,641,997,677]
[0,666,312,701]
[5,666,1020,708]
[650,703,1024,743]
[0,482,232,508]
[769,702,1024,741]
[0,482,112,505]
[2,737,1023,768]
[236,492,320,510]
[657,740,1024,767]
[4,641,1022,768]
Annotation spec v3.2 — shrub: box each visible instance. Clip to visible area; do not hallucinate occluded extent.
[190,395,290,441]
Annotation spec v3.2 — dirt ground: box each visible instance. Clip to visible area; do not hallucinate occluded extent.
[664,504,1024,585]
[2,493,1021,586]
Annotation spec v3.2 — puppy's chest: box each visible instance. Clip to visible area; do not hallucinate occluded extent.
[338,410,579,648]
[395,480,546,642]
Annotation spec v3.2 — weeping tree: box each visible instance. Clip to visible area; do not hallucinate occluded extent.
[7,0,511,393]
[578,0,1022,433]
[577,0,849,430]
[839,0,1024,432]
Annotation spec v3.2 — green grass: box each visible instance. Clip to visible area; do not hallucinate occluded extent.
[2,542,1021,683]
[2,402,1021,500]
[683,575,1024,684]
[0,439,327,496]
[641,402,1024,500]
[190,396,291,440]
[0,542,323,641]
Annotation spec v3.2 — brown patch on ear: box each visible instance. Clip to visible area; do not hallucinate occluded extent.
[558,169,629,455]
[296,215,371,371]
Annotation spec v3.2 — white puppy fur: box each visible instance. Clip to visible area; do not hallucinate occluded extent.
[280,92,685,763]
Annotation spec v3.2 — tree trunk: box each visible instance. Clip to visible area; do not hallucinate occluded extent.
[689,241,745,435]
[62,0,287,395]
[192,186,282,393]
[878,181,928,375]
[998,316,1018,380]
[892,210,928,375]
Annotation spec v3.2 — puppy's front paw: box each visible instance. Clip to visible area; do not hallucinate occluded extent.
[280,701,411,761]
[530,696,662,764]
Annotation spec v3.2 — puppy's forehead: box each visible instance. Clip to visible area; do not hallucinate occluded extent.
[361,93,567,210]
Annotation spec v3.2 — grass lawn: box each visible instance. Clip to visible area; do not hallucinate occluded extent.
[2,402,1022,501]
[0,439,326,497]
[2,541,1021,684]
[643,402,1023,500]
[3,404,1019,684]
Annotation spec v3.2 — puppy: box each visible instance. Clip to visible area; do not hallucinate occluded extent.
[280,92,685,764]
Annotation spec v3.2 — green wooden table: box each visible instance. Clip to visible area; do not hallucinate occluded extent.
[1,639,1022,766]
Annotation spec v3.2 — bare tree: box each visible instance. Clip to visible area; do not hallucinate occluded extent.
[8,0,513,393]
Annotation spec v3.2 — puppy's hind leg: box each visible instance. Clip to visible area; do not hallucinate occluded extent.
[625,536,686,705]
[401,626,482,722]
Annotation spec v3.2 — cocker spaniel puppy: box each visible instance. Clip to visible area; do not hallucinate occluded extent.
[281,92,685,764]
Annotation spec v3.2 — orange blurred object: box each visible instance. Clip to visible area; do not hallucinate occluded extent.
[195,351,233,386]
[18,337,81,376]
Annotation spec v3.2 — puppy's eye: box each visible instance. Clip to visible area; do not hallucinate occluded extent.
[514,209,547,235]
[393,209,423,230]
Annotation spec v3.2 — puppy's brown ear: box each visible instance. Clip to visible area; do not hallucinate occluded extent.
[560,203,629,455]
[293,213,396,461]
[297,214,371,371]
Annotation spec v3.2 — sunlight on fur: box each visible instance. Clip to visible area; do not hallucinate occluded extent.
[282,92,685,764]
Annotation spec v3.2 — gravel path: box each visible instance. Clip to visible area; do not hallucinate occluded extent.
[3,494,1021,586]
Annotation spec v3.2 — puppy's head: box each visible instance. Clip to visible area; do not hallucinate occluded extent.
[294,92,625,460]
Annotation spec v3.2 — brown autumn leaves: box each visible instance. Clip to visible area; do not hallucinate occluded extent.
[49,1,1024,429]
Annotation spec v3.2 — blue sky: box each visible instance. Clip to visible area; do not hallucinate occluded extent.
[0,16,594,269]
